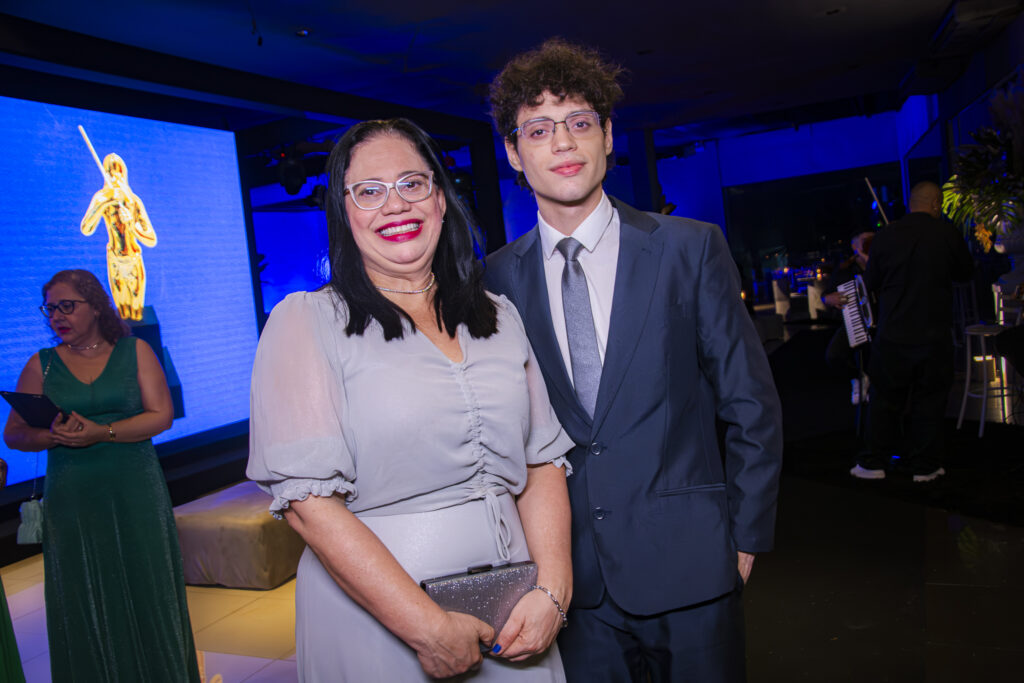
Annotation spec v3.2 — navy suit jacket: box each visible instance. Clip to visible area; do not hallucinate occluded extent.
[484,198,783,615]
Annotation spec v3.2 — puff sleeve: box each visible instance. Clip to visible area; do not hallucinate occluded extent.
[246,292,357,516]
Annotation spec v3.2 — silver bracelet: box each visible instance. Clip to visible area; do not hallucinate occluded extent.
[531,584,568,629]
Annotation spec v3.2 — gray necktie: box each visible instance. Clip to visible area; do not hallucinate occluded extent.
[556,237,601,417]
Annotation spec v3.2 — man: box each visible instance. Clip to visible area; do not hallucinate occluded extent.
[851,181,973,482]
[485,40,782,682]
[821,229,875,403]
[822,229,874,312]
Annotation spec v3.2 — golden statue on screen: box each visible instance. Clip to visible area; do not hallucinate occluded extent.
[78,126,157,321]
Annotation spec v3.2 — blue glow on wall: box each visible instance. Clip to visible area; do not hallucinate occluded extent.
[654,112,908,235]
[896,95,939,159]
[500,179,539,243]
[657,141,727,229]
[0,95,259,485]
[250,179,330,316]
[717,113,901,187]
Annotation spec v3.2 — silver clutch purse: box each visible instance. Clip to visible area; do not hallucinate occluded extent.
[421,561,537,633]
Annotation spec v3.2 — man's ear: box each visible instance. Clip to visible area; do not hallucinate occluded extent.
[504,137,523,173]
[603,118,614,156]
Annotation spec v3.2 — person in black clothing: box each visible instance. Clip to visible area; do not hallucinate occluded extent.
[851,182,974,482]
[822,230,874,312]
[822,229,874,403]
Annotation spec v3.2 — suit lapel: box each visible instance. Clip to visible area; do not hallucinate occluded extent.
[592,200,663,433]
[511,230,588,426]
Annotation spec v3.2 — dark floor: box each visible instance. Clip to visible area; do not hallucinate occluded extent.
[746,326,1024,682]
[746,474,1023,682]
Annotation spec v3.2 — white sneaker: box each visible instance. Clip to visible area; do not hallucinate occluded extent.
[912,467,946,483]
[850,464,886,480]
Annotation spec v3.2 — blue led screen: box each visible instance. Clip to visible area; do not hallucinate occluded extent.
[0,95,259,485]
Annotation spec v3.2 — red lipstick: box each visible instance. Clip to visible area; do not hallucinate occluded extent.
[376,219,423,243]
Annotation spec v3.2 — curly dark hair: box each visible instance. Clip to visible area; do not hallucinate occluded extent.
[43,269,129,344]
[323,118,497,341]
[489,38,625,187]
[489,38,625,137]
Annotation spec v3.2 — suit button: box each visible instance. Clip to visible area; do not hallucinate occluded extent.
[593,507,607,520]
[589,442,603,456]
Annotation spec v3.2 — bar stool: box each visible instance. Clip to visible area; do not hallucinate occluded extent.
[956,284,1022,437]
[951,281,978,363]
[957,321,1010,437]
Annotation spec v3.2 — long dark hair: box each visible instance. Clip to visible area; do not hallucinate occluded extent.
[43,269,129,344]
[324,118,497,341]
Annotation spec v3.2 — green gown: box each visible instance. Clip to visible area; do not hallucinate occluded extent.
[41,337,199,682]
[1,578,26,683]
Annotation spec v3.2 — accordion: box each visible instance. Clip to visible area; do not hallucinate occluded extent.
[837,275,873,348]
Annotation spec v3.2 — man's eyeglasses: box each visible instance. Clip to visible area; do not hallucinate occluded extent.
[344,171,434,210]
[511,111,602,145]
[40,300,88,318]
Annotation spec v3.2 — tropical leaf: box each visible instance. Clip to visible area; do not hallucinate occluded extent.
[943,124,1023,251]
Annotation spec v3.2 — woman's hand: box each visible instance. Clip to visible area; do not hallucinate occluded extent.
[50,411,106,448]
[4,354,60,452]
[508,462,572,661]
[413,610,494,679]
[491,588,564,662]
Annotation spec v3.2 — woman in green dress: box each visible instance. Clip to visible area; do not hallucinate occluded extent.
[0,458,27,683]
[3,269,199,682]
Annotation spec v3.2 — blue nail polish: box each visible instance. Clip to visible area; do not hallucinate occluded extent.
[492,644,502,654]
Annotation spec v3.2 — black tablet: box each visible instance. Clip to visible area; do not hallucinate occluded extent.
[1,391,63,429]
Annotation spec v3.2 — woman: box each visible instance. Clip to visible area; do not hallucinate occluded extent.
[2,269,199,682]
[247,118,574,681]
[0,458,27,683]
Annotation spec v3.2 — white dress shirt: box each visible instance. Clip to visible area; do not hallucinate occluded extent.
[537,192,620,385]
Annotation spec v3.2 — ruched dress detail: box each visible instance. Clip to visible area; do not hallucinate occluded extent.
[248,290,573,682]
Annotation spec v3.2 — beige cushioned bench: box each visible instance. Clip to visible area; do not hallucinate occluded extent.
[174,481,305,589]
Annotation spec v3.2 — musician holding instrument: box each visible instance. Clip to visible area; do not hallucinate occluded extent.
[822,230,874,310]
[850,182,974,483]
[821,229,875,404]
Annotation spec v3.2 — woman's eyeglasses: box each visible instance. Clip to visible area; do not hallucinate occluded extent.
[344,171,434,210]
[40,300,88,318]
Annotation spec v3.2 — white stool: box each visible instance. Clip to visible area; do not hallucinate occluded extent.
[957,324,1009,437]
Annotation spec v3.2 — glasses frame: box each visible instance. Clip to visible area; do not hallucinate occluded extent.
[344,171,435,211]
[510,111,602,143]
[39,299,89,318]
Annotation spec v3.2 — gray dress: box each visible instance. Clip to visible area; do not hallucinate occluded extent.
[247,289,573,682]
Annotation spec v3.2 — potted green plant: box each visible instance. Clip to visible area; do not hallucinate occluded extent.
[942,80,1024,287]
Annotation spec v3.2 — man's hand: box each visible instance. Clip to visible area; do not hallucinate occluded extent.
[823,292,845,308]
[737,551,755,584]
